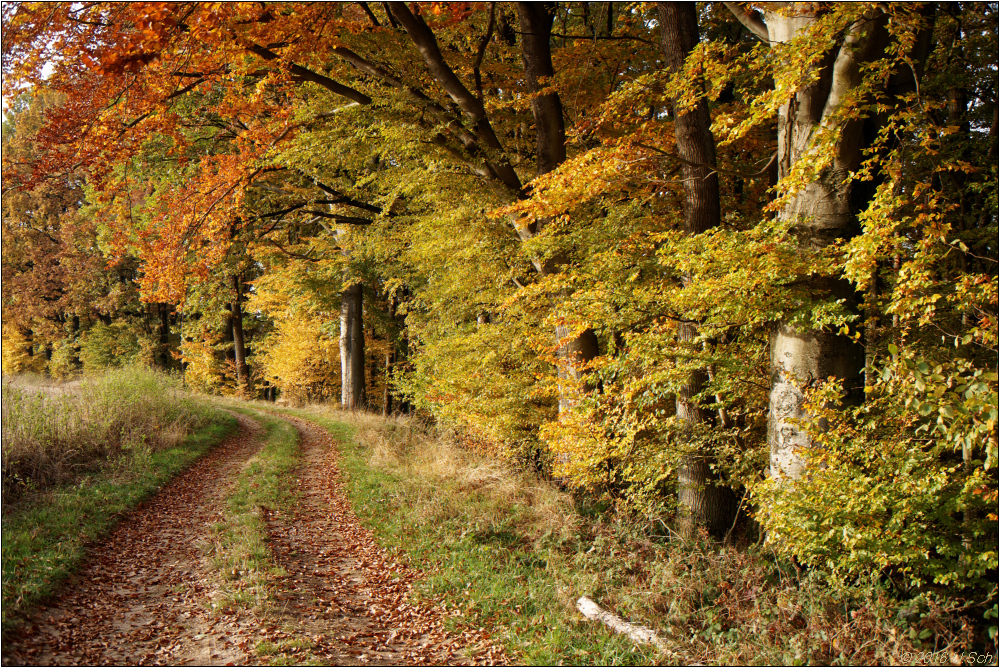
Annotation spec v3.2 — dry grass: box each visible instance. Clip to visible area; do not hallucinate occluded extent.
[309,407,577,539]
[280,403,990,666]
[1,367,209,504]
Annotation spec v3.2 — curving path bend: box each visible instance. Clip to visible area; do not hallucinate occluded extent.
[2,411,509,666]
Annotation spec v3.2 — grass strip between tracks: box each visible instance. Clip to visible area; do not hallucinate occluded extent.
[205,407,301,617]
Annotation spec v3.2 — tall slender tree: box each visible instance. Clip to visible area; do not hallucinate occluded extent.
[658,2,737,537]
[723,2,933,480]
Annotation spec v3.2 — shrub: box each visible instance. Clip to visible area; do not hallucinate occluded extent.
[46,337,81,379]
[79,322,140,372]
[756,351,998,624]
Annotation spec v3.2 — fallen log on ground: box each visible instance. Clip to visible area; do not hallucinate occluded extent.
[576,596,670,654]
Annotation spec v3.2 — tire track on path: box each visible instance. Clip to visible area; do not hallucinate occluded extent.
[3,413,266,666]
[249,414,510,666]
[4,410,511,666]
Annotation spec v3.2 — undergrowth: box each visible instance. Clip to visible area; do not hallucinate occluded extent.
[2,367,212,503]
[1,378,234,634]
[280,404,993,666]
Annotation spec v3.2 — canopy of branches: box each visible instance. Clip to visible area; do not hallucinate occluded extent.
[2,1,997,613]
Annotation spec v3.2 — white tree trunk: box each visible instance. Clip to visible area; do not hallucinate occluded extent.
[763,8,886,479]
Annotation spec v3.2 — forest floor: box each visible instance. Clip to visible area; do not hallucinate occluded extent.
[2,411,509,666]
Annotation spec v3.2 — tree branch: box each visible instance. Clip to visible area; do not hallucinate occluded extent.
[513,30,655,45]
[245,43,373,105]
[301,211,374,225]
[381,2,401,29]
[473,3,496,102]
[637,142,777,179]
[264,237,323,261]
[722,2,770,43]
[388,1,522,191]
[357,2,381,27]
[305,176,383,215]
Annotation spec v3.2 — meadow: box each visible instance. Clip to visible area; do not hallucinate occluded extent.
[1,368,232,630]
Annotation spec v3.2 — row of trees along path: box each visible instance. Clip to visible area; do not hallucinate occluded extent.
[2,2,995,588]
[3,413,509,666]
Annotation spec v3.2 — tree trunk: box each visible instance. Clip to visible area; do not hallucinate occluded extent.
[383,348,394,416]
[70,314,81,369]
[517,2,565,177]
[762,8,886,480]
[156,303,171,370]
[230,277,250,396]
[383,291,407,416]
[518,2,600,413]
[554,323,600,413]
[674,330,739,538]
[368,346,378,410]
[340,281,365,409]
[397,327,411,415]
[659,1,737,538]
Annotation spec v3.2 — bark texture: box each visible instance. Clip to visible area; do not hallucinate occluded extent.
[762,6,887,479]
[231,276,250,395]
[340,282,366,409]
[658,2,719,237]
[659,1,737,537]
[517,3,566,177]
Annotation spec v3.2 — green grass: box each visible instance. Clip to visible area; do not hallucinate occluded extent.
[204,406,341,666]
[264,405,984,666]
[269,407,658,665]
[204,407,300,615]
[1,413,236,633]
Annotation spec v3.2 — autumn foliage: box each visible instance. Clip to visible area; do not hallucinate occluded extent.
[3,0,997,633]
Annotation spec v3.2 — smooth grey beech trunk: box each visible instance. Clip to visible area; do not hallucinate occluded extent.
[757,7,887,479]
[340,281,365,409]
[724,3,936,480]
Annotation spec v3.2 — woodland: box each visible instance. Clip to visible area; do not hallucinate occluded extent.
[1,0,998,650]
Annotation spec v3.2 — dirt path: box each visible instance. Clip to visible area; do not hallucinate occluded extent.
[254,416,508,665]
[3,413,266,666]
[2,411,510,666]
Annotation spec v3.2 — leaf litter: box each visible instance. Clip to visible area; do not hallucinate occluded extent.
[2,412,511,666]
